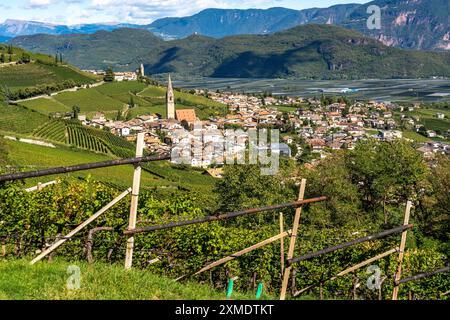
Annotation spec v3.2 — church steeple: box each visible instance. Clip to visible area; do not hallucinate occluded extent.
[166,74,175,119]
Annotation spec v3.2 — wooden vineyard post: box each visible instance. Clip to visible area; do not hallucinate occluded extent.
[280,212,285,276]
[124,132,145,270]
[193,230,291,276]
[293,247,399,297]
[280,178,306,300]
[392,200,412,300]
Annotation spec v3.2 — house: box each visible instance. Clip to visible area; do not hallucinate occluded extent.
[308,139,326,151]
[436,113,445,119]
[138,114,158,123]
[176,109,197,125]
[282,136,294,144]
[379,130,402,141]
[92,112,106,124]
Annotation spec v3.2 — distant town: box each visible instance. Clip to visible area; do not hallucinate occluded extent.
[73,68,450,169]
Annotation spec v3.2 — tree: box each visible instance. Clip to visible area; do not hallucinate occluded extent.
[346,139,428,224]
[129,95,135,108]
[104,68,115,82]
[0,53,4,64]
[20,53,31,64]
[59,53,63,64]
[54,53,59,64]
[115,110,122,121]
[215,164,292,213]
[7,45,13,54]
[180,120,189,130]
[72,105,81,119]
[8,54,12,62]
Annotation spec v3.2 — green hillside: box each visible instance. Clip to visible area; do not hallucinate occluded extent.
[0,45,98,98]
[0,103,48,134]
[9,25,450,80]
[18,81,227,119]
[9,28,165,71]
[0,137,215,192]
[143,24,450,79]
[0,259,261,300]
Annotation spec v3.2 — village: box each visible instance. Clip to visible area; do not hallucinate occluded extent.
[76,74,450,168]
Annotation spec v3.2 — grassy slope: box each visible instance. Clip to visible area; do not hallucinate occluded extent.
[0,103,48,134]
[139,85,227,119]
[18,81,227,120]
[19,97,71,115]
[2,137,163,188]
[1,137,215,192]
[0,45,98,92]
[0,259,261,300]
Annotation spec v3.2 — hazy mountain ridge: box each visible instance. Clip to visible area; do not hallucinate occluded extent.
[139,24,450,79]
[11,24,449,80]
[3,0,449,51]
[0,19,142,38]
[146,5,360,39]
[10,28,164,70]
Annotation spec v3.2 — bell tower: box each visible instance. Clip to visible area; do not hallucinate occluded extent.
[166,74,175,119]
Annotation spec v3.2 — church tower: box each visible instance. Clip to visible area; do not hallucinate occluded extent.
[139,64,145,77]
[166,74,175,119]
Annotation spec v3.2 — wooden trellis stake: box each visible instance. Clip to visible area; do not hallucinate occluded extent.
[193,230,291,276]
[125,132,145,270]
[280,178,306,300]
[280,212,285,275]
[30,188,131,265]
[293,247,399,297]
[392,200,412,300]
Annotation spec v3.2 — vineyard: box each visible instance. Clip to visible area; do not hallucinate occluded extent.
[67,122,109,153]
[33,119,134,156]
[0,103,48,134]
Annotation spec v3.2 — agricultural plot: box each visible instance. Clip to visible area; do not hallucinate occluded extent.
[32,119,134,156]
[0,63,95,91]
[2,137,213,192]
[0,103,48,134]
[403,108,450,133]
[139,85,227,119]
[95,81,147,96]
[66,122,109,153]
[128,104,166,118]
[19,97,70,115]
[2,138,164,189]
[33,120,67,142]
[402,131,431,143]
[54,88,124,112]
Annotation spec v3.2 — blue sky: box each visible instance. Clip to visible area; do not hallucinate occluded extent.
[0,0,368,25]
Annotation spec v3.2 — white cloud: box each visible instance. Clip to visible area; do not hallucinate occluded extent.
[28,0,54,8]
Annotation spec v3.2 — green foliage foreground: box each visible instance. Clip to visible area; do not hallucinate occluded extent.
[0,139,448,300]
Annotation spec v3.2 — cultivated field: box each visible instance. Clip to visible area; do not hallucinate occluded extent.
[0,103,48,134]
[0,63,95,91]
[16,81,228,120]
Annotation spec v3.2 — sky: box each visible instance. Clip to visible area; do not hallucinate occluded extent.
[0,0,368,25]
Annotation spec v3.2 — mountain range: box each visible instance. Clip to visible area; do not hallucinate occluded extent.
[2,0,449,51]
[10,24,450,80]
[0,19,140,38]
